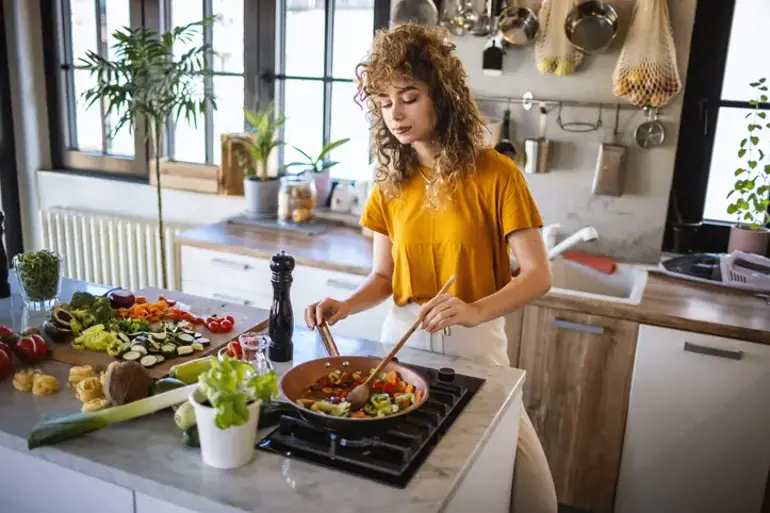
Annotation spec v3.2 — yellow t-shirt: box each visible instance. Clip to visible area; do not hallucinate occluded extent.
[360,148,544,306]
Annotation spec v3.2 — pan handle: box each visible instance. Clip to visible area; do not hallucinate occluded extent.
[318,322,340,357]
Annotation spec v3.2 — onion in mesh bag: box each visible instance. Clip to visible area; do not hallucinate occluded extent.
[612,0,681,107]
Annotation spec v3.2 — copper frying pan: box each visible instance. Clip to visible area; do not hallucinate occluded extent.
[278,323,430,436]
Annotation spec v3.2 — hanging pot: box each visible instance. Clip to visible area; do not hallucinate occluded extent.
[564,0,618,54]
[497,0,539,46]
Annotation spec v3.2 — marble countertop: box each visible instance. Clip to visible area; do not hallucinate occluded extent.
[0,280,525,513]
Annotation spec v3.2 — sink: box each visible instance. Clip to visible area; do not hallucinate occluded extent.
[547,258,648,305]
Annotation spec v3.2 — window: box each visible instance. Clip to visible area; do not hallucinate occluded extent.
[45,0,387,181]
[665,0,770,252]
[276,0,375,180]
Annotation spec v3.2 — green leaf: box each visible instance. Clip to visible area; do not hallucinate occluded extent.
[766,164,770,174]
[749,161,758,169]
[760,149,766,161]
[739,149,747,158]
[760,78,767,83]
[745,212,753,220]
[751,136,760,145]
[735,168,745,176]
[741,138,748,148]
[727,203,738,214]
[748,124,757,131]
[750,82,760,87]
[727,189,736,198]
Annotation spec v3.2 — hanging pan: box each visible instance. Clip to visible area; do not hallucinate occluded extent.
[497,0,539,46]
[564,0,618,54]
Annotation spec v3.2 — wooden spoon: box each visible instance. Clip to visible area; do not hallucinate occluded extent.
[347,275,457,411]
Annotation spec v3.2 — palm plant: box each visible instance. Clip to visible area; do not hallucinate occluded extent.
[77,17,217,289]
[285,138,351,175]
[235,103,286,180]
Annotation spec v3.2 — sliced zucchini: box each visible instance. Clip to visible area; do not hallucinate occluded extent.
[133,335,149,346]
[177,346,194,356]
[128,331,145,339]
[147,345,160,354]
[130,344,148,356]
[190,342,204,351]
[149,340,161,351]
[150,332,167,342]
[117,332,131,345]
[176,333,195,344]
[197,337,210,346]
[155,355,166,364]
[122,350,142,361]
[161,344,177,356]
[193,332,202,339]
[140,355,158,367]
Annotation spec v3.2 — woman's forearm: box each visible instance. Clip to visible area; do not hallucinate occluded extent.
[343,272,393,314]
[471,266,552,324]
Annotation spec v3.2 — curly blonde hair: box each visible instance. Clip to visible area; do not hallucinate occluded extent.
[354,23,486,202]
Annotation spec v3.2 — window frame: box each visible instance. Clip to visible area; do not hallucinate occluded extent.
[664,0,770,252]
[43,0,391,182]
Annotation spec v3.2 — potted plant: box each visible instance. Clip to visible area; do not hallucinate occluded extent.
[726,77,770,255]
[233,104,286,216]
[286,138,351,207]
[190,354,278,469]
[77,18,217,289]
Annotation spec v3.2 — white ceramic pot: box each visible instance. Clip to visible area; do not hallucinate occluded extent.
[313,172,333,207]
[190,390,261,469]
[243,176,281,216]
[728,225,770,255]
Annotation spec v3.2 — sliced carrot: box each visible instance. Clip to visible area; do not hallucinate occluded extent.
[405,384,414,394]
[385,370,398,385]
[416,389,423,402]
[351,411,367,418]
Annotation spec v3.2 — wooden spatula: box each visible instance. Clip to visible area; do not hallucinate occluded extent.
[347,275,456,411]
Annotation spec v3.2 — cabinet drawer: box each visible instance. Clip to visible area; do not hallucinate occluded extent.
[180,245,272,293]
[181,280,272,311]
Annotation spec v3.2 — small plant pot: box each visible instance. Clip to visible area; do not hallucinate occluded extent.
[190,389,261,469]
[313,172,333,207]
[243,176,281,217]
[727,225,770,256]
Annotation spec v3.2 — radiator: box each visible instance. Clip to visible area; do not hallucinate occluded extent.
[39,208,194,291]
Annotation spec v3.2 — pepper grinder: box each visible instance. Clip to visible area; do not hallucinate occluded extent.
[268,250,295,362]
[0,211,10,298]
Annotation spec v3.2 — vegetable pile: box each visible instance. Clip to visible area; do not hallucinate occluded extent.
[297,369,421,418]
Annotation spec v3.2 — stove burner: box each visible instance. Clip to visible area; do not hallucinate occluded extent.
[257,363,485,487]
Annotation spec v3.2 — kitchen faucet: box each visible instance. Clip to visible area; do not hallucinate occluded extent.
[548,226,599,260]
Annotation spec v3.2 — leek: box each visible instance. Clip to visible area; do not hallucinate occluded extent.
[28,383,197,449]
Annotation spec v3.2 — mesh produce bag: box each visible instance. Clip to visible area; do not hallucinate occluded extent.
[535,0,584,76]
[612,0,681,108]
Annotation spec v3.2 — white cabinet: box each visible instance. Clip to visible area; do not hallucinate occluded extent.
[614,325,770,513]
[0,445,134,513]
[179,245,391,342]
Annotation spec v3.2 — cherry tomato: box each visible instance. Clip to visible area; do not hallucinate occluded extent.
[219,319,233,332]
[193,317,205,325]
[165,298,177,307]
[207,321,220,333]
[225,315,235,324]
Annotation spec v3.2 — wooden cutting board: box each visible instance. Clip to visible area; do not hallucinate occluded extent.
[46,287,270,379]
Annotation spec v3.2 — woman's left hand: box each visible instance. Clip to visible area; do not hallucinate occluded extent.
[417,294,483,334]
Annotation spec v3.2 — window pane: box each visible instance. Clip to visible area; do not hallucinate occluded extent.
[213,76,245,166]
[329,81,370,180]
[721,0,770,101]
[173,78,207,163]
[282,80,324,169]
[171,0,204,59]
[70,0,101,152]
[73,70,103,152]
[285,2,325,77]
[702,107,769,223]
[212,0,243,73]
[332,2,374,79]
[104,1,134,156]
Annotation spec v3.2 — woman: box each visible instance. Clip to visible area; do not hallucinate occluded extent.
[304,23,557,513]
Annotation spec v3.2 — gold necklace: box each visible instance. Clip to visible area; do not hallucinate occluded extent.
[417,167,436,191]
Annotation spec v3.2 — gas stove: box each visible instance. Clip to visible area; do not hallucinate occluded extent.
[257,362,486,487]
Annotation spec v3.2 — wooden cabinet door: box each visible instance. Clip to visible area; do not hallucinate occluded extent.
[518,305,638,513]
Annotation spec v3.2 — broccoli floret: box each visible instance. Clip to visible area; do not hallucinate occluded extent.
[69,291,96,309]
[90,297,114,325]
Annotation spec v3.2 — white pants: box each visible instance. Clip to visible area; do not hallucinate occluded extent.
[380,303,558,513]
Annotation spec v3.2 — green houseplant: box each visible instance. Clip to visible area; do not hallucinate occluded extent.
[233,103,286,215]
[77,17,217,289]
[726,77,770,255]
[286,138,351,206]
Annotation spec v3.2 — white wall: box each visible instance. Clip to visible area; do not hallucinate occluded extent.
[453,0,698,263]
[11,0,698,263]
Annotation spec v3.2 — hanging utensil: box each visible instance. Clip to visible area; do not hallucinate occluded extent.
[592,104,627,196]
[494,107,519,161]
[524,103,550,174]
[557,101,604,133]
[391,0,439,26]
[497,0,539,46]
[471,0,494,36]
[635,107,666,148]
[564,0,619,54]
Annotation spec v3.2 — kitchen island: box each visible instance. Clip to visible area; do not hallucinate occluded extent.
[0,278,525,513]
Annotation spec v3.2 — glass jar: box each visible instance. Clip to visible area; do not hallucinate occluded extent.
[12,250,63,312]
[238,332,275,375]
[277,174,316,223]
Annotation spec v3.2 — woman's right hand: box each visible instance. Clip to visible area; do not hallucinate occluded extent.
[305,298,352,329]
